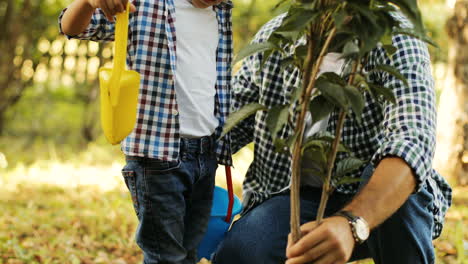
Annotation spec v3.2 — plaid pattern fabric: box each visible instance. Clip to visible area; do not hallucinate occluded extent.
[230,13,452,239]
[58,0,233,165]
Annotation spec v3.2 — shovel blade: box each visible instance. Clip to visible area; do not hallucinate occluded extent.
[99,67,140,145]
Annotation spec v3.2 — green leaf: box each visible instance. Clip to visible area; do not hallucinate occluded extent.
[302,139,329,152]
[266,105,289,140]
[380,31,393,46]
[274,132,299,153]
[343,85,365,123]
[342,41,360,59]
[321,72,347,86]
[354,73,369,91]
[277,9,319,33]
[369,84,397,104]
[303,146,328,167]
[273,138,287,153]
[337,143,351,153]
[274,31,302,43]
[234,42,279,65]
[280,56,296,74]
[382,45,397,58]
[221,103,266,138]
[302,167,326,181]
[308,131,335,142]
[273,0,290,11]
[380,28,397,58]
[372,64,409,87]
[335,157,365,178]
[290,87,303,107]
[294,44,308,63]
[286,132,300,150]
[315,77,348,109]
[309,95,335,126]
[260,49,275,71]
[333,8,347,29]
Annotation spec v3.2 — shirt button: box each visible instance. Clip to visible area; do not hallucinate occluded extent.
[173,110,179,115]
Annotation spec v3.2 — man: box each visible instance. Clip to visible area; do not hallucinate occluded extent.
[59,0,233,263]
[213,12,451,264]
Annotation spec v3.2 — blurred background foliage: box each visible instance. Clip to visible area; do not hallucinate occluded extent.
[0,0,467,263]
[0,0,453,167]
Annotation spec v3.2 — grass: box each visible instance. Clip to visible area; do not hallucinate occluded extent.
[0,143,466,264]
[0,185,141,264]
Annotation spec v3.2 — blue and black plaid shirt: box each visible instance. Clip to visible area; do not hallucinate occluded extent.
[230,13,452,239]
[59,0,233,165]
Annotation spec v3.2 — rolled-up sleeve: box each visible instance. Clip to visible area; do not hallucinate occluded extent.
[58,8,115,42]
[371,34,437,192]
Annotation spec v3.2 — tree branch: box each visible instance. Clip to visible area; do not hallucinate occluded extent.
[290,26,337,243]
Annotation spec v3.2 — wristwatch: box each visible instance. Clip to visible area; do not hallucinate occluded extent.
[334,210,370,244]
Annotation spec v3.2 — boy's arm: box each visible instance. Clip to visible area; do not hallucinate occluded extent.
[59,0,135,41]
[60,0,96,37]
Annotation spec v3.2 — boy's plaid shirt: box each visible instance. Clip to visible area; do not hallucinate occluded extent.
[59,0,233,165]
[230,14,452,239]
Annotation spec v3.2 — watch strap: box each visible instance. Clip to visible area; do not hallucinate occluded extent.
[334,210,357,222]
[334,210,366,244]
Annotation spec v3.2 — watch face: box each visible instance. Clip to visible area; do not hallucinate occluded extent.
[355,219,370,241]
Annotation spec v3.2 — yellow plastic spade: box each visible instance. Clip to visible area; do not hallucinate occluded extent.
[98,2,140,145]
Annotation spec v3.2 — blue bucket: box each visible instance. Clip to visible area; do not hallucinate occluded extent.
[197,186,242,261]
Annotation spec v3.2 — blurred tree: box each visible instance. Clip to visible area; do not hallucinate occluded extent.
[0,0,104,143]
[232,0,288,53]
[0,0,66,134]
[435,0,468,185]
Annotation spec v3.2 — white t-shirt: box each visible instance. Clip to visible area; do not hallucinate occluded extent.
[301,53,346,187]
[174,0,219,138]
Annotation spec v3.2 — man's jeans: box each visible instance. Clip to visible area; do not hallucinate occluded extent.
[212,165,435,264]
[121,136,218,264]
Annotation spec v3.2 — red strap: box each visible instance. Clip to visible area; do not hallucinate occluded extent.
[224,166,234,223]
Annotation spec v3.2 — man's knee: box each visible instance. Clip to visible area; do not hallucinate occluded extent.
[213,198,291,264]
[213,232,281,264]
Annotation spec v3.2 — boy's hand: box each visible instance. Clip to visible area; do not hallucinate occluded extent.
[191,0,224,9]
[87,0,136,22]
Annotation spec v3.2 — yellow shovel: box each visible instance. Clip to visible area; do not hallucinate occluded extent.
[98,2,140,145]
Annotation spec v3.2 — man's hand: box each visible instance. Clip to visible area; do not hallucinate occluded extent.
[87,0,136,21]
[191,0,224,9]
[286,217,355,264]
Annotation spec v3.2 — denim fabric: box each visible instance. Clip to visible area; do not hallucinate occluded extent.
[212,165,435,264]
[121,137,218,264]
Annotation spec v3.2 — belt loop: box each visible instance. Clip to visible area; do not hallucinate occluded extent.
[200,137,206,155]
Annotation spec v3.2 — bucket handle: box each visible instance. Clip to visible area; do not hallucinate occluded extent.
[109,2,131,107]
[224,166,234,223]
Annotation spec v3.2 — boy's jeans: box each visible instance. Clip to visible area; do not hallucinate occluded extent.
[121,136,218,264]
[212,165,435,264]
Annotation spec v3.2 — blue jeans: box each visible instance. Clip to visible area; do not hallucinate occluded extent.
[212,165,435,264]
[121,136,218,264]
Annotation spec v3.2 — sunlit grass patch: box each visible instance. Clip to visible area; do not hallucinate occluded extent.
[0,143,466,264]
[0,184,141,264]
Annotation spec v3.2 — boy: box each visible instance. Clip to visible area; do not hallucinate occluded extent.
[59,0,233,263]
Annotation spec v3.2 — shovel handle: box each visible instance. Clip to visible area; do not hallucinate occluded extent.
[109,2,131,107]
[224,166,234,223]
